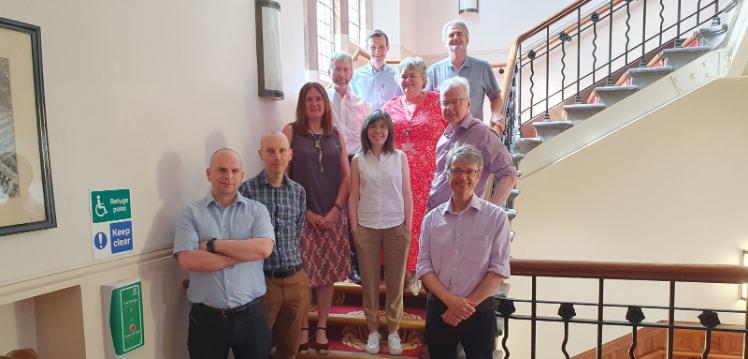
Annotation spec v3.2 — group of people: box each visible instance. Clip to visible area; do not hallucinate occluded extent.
[173,20,517,359]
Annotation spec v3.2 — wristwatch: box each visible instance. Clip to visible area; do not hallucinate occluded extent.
[206,238,216,253]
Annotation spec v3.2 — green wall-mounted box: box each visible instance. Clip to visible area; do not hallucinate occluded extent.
[103,280,144,356]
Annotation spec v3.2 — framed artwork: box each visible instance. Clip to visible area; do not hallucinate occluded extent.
[0,16,55,236]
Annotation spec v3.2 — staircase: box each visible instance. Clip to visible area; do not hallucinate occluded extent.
[298,281,427,358]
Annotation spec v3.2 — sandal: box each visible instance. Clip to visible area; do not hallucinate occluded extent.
[298,327,310,354]
[314,327,329,354]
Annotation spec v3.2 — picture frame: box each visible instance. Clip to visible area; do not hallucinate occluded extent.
[0,16,55,236]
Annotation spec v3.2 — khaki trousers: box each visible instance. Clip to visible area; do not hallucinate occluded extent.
[264,270,310,359]
[353,223,410,333]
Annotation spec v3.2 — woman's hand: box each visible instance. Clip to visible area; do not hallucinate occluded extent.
[318,207,339,230]
[306,210,324,229]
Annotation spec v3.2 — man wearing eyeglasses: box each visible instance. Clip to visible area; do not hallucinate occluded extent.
[426,20,506,133]
[427,76,517,210]
[416,144,511,359]
[350,29,401,110]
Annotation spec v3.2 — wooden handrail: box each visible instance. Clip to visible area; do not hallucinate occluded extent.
[511,259,748,284]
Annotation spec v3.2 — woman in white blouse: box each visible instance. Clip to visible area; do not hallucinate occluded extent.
[349,109,414,355]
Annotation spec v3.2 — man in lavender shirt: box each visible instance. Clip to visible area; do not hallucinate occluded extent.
[427,76,517,210]
[416,144,511,359]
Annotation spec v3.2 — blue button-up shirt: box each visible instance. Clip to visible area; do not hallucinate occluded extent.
[416,195,511,297]
[426,56,501,120]
[240,171,306,271]
[173,192,275,308]
[350,63,402,110]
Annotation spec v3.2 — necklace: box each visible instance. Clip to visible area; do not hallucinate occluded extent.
[310,130,324,173]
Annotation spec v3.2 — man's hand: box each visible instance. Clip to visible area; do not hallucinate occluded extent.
[491,113,506,134]
[441,309,464,327]
[444,294,476,320]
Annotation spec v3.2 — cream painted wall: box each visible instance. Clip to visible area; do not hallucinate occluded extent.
[0,0,307,355]
[0,0,305,284]
[509,76,748,356]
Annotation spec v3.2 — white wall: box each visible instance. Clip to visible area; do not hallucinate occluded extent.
[0,0,307,355]
[510,76,748,356]
[0,0,306,286]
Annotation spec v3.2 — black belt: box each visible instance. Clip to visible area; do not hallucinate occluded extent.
[192,297,262,318]
[264,264,303,279]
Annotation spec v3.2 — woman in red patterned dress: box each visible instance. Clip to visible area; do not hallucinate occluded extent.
[382,57,446,292]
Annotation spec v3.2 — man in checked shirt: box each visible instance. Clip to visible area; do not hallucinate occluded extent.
[240,131,309,359]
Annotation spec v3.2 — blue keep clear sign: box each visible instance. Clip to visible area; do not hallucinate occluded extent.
[91,189,134,260]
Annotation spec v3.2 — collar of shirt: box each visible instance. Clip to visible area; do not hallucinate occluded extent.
[445,113,478,137]
[449,56,474,72]
[443,194,483,215]
[256,170,290,188]
[204,191,247,209]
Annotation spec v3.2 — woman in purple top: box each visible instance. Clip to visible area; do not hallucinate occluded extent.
[283,82,351,354]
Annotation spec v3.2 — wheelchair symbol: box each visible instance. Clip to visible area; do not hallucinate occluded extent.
[95,195,108,218]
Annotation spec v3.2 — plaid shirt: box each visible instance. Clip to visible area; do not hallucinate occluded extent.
[240,171,306,271]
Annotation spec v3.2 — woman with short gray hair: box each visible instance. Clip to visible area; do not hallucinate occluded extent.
[382,56,447,294]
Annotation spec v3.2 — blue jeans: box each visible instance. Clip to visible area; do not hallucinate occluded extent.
[425,295,498,359]
[187,298,271,359]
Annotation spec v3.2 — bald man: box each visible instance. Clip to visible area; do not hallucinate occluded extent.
[174,148,275,359]
[239,132,309,358]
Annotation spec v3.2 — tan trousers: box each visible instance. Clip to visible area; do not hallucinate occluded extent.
[353,223,411,333]
[264,270,310,359]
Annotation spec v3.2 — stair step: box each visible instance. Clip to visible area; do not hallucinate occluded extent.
[594,85,639,107]
[532,120,574,141]
[308,305,425,331]
[515,137,542,154]
[334,282,427,297]
[626,66,674,88]
[563,103,606,124]
[511,153,524,167]
[697,20,728,48]
[299,350,418,358]
[661,46,711,69]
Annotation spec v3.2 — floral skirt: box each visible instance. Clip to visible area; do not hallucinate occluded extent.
[300,210,351,287]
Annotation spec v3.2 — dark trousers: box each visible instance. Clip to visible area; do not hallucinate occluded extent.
[188,298,271,359]
[425,295,498,359]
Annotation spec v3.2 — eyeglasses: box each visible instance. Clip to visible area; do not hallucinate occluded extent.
[440,98,468,108]
[448,167,479,176]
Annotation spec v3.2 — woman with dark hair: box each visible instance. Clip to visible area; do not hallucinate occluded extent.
[382,57,446,294]
[282,82,351,354]
[348,110,413,355]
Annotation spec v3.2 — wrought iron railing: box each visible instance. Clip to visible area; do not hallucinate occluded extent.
[500,0,736,151]
[499,259,748,358]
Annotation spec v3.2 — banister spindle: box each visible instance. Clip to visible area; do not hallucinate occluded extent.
[528,49,536,119]
[560,31,571,101]
[592,13,600,83]
[544,26,550,120]
[640,0,647,67]
[698,310,720,359]
[625,0,632,64]
[658,0,665,46]
[607,0,614,86]
[675,0,683,47]
[498,299,516,359]
[558,303,577,359]
[575,7,582,103]
[625,306,645,359]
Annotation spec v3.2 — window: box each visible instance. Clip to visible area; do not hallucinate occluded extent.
[305,0,370,82]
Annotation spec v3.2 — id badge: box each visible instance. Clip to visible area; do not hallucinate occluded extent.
[402,142,414,153]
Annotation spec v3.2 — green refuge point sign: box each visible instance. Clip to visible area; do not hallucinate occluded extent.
[91,189,131,223]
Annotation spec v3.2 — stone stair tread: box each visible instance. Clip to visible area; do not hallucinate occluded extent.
[661,45,711,55]
[334,281,427,297]
[626,65,674,75]
[515,137,543,155]
[563,103,607,110]
[532,120,574,128]
[298,350,419,358]
[594,85,639,93]
[308,304,426,330]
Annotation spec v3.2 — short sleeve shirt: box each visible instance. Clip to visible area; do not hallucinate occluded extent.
[426,56,501,120]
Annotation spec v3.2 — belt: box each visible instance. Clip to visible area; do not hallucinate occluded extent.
[192,297,262,318]
[264,264,303,279]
